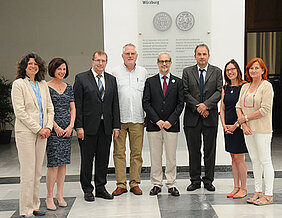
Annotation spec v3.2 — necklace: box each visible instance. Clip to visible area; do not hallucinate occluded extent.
[230,86,237,94]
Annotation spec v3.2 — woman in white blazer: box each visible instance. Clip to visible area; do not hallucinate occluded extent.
[11,53,54,218]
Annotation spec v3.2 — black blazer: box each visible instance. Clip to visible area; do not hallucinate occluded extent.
[182,64,223,127]
[142,74,184,132]
[73,69,120,135]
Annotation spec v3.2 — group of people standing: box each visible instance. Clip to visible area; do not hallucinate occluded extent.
[11,43,274,218]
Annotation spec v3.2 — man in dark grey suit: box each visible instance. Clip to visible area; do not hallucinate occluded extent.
[74,51,120,201]
[182,44,222,191]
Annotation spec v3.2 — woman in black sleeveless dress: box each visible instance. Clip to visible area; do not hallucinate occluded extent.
[45,58,76,210]
[220,59,248,199]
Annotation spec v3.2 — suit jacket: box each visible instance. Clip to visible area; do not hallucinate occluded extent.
[142,73,184,132]
[73,69,120,135]
[182,64,223,127]
[11,78,54,134]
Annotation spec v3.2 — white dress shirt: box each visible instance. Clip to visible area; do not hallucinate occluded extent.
[91,68,105,89]
[197,64,209,81]
[92,68,105,119]
[111,64,148,123]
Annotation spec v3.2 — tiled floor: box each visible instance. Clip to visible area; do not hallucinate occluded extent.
[0,134,281,218]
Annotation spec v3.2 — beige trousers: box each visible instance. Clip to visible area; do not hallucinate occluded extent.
[15,131,47,216]
[147,130,178,188]
[113,123,144,189]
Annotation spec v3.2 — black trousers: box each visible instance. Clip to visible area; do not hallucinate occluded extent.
[79,121,112,193]
[184,119,218,184]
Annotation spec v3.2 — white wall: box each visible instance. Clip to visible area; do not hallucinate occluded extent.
[103,0,245,165]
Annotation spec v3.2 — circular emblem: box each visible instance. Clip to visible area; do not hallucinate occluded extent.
[153,12,172,32]
[176,11,195,31]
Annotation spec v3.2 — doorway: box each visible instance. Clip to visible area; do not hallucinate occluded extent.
[245,0,282,133]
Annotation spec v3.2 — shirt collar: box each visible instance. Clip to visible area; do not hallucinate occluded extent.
[27,76,38,84]
[159,72,170,80]
[123,63,136,72]
[197,64,209,72]
[91,67,104,78]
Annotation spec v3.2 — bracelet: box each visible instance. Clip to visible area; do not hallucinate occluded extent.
[55,126,59,130]
[69,125,74,129]
[234,121,240,127]
[245,115,249,122]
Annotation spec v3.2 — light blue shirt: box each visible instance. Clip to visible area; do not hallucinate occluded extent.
[197,64,208,82]
[27,77,43,127]
[159,72,170,89]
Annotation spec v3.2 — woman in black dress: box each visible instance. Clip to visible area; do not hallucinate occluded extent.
[220,59,248,199]
[45,58,76,210]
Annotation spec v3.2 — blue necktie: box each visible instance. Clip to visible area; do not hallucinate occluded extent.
[199,69,205,102]
[97,75,105,101]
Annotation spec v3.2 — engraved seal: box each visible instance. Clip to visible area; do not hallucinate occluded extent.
[153,12,172,32]
[176,11,195,31]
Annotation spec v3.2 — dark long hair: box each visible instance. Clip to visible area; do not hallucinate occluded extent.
[223,59,245,88]
[16,53,46,81]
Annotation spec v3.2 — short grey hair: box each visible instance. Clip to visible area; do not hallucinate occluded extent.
[122,43,137,53]
[194,44,210,55]
[157,52,172,62]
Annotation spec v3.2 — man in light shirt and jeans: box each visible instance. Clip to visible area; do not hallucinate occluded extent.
[111,43,148,196]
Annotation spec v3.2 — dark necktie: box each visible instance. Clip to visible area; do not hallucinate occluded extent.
[97,74,105,101]
[199,69,205,102]
[162,75,167,96]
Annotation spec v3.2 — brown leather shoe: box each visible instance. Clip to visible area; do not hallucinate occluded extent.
[130,186,143,195]
[149,186,161,196]
[168,187,180,196]
[112,187,128,196]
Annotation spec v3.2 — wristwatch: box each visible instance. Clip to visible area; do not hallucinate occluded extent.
[245,115,249,122]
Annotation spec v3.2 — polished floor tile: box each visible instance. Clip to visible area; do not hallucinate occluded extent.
[1,134,282,217]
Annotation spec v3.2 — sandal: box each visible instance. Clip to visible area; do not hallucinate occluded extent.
[233,187,248,199]
[246,192,263,204]
[253,195,273,206]
[227,187,240,198]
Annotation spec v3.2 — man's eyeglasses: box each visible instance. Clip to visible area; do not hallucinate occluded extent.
[124,52,137,56]
[226,67,236,73]
[93,59,107,64]
[158,60,171,64]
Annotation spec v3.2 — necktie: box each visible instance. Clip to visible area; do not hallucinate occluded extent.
[162,75,167,96]
[97,74,105,101]
[199,69,205,102]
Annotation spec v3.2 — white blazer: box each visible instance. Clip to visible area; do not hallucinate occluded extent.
[11,78,54,134]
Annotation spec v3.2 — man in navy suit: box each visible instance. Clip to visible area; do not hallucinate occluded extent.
[74,51,120,201]
[182,44,223,192]
[143,52,184,196]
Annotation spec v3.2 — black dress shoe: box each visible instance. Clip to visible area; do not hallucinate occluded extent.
[168,187,180,196]
[149,186,161,195]
[84,193,95,202]
[96,190,114,200]
[204,183,215,191]
[33,210,45,216]
[186,183,201,191]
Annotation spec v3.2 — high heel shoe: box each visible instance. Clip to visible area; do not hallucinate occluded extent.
[45,199,57,211]
[56,199,67,207]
